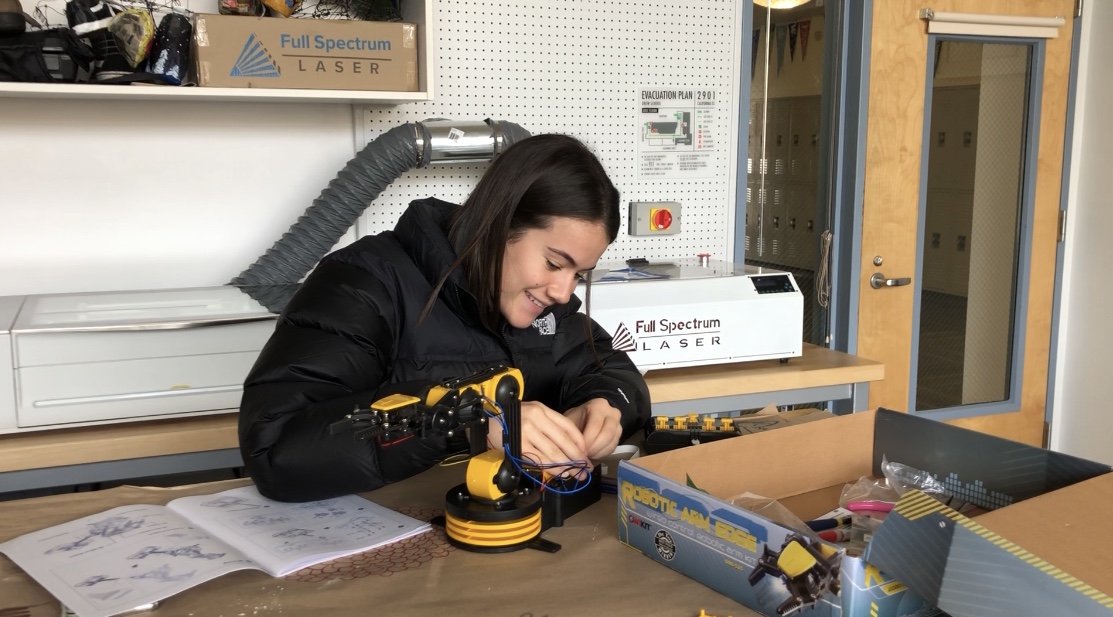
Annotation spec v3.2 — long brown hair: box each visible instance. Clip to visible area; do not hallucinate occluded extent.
[424,134,620,332]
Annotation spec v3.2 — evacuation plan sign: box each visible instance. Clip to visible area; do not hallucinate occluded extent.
[637,88,717,180]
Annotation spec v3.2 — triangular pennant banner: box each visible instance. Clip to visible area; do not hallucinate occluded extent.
[776,25,787,74]
[788,22,798,61]
[799,19,811,60]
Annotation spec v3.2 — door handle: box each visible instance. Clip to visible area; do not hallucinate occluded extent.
[870,272,911,289]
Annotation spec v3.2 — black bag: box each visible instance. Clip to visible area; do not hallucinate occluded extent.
[0,27,95,82]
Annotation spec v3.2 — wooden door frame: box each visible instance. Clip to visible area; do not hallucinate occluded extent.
[825,0,871,374]
[840,0,1072,445]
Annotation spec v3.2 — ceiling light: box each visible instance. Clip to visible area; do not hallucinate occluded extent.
[753,0,812,9]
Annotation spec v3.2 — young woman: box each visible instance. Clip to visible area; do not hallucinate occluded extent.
[238,134,650,502]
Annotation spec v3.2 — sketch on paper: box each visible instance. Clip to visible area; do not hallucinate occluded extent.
[76,574,120,587]
[273,528,312,538]
[57,533,243,611]
[47,515,146,554]
[1,488,430,617]
[297,501,349,517]
[199,495,261,511]
[344,517,388,534]
[240,514,293,527]
[129,544,227,560]
[16,506,253,612]
[310,506,349,519]
[83,588,133,606]
[271,533,346,555]
[131,564,198,583]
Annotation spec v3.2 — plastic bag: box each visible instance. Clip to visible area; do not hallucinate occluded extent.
[847,512,882,554]
[881,455,949,498]
[728,492,815,537]
[880,456,976,511]
[838,475,900,508]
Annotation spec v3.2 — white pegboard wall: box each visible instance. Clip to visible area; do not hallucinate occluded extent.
[356,0,743,263]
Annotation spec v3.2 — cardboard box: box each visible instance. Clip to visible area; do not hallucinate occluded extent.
[193,14,418,91]
[616,408,1113,617]
[733,406,836,435]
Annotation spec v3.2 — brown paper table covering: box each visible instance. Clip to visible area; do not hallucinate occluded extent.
[0,462,759,617]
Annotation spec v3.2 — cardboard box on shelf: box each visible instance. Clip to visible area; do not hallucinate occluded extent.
[732,405,835,435]
[192,14,418,91]
[616,408,1113,617]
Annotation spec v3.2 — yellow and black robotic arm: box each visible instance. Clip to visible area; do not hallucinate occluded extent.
[330,365,594,552]
[328,365,519,447]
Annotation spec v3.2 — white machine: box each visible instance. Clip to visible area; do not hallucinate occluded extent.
[0,286,281,434]
[578,258,803,372]
[0,260,803,433]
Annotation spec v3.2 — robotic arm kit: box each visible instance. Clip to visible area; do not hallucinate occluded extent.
[328,365,601,553]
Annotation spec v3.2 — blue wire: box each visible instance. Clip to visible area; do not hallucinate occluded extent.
[483,402,593,495]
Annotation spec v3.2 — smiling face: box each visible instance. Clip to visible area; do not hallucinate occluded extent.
[499,217,610,329]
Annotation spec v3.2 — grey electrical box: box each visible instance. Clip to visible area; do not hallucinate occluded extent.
[629,201,681,236]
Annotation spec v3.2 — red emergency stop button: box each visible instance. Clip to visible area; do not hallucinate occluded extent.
[650,207,673,231]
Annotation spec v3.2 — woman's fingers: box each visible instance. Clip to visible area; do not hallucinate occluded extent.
[519,401,587,457]
[577,399,622,459]
[486,400,626,479]
[515,401,590,476]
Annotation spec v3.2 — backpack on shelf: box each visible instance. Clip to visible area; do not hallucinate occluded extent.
[0,26,95,83]
[0,0,95,84]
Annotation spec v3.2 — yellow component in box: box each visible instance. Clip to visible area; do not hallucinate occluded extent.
[777,541,820,579]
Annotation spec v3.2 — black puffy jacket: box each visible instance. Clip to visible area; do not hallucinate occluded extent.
[238,198,651,502]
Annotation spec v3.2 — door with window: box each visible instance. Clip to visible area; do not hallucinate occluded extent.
[857,0,1073,444]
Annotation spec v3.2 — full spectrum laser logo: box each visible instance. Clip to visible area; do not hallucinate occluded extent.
[611,322,637,352]
[231,34,281,78]
[610,318,722,352]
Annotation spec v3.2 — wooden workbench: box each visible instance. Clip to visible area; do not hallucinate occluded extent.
[647,342,883,415]
[0,462,766,617]
[0,344,882,494]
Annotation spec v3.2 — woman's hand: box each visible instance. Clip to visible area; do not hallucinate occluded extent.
[488,400,589,476]
[562,398,623,461]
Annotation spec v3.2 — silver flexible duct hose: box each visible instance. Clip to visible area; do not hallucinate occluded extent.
[229,118,531,290]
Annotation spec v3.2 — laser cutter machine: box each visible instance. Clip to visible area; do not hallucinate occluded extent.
[577,258,804,372]
[0,286,284,434]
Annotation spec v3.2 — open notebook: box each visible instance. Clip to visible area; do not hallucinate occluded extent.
[0,485,430,617]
